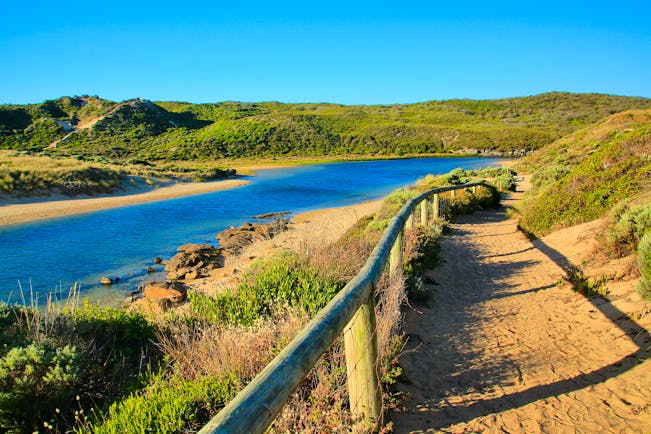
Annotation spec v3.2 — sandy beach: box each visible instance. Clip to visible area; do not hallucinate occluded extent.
[0,178,250,226]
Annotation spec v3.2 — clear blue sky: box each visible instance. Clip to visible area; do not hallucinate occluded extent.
[1,1,649,105]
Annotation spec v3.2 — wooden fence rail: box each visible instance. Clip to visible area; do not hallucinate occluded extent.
[199,181,487,434]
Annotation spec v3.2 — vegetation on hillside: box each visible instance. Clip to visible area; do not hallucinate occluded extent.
[0,151,124,196]
[518,110,651,236]
[1,93,649,163]
[517,110,651,299]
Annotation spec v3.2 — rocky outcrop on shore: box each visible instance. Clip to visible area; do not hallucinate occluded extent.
[217,218,290,255]
[165,243,225,280]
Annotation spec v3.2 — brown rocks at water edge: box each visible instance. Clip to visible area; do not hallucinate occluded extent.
[217,219,290,255]
[142,281,187,304]
[164,243,224,280]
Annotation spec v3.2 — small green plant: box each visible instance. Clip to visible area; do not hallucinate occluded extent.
[566,268,609,296]
[0,299,161,433]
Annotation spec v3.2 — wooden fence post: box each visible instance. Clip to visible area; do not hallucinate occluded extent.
[432,193,439,218]
[420,199,428,226]
[406,211,414,229]
[450,189,456,199]
[472,185,477,194]
[389,229,403,276]
[344,296,382,432]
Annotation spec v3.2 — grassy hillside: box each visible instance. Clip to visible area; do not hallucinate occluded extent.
[518,109,651,236]
[1,92,649,162]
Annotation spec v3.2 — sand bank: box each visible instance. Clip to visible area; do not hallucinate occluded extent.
[0,178,250,226]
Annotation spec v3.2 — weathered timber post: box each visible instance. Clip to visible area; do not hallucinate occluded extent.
[389,229,403,276]
[420,199,428,226]
[406,211,414,229]
[450,189,456,199]
[472,185,477,194]
[344,294,382,432]
[432,193,440,218]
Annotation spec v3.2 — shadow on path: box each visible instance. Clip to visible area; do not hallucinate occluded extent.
[393,203,651,431]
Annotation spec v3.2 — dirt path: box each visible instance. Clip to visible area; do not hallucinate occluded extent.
[390,185,651,432]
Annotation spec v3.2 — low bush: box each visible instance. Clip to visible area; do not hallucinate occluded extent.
[366,188,418,232]
[449,186,501,215]
[0,342,81,432]
[83,373,241,434]
[189,253,343,326]
[0,301,161,433]
[637,233,651,299]
[519,114,651,236]
[402,224,444,303]
[605,201,651,256]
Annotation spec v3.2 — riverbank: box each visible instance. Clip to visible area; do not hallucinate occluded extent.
[0,156,511,227]
[228,153,508,175]
[191,200,383,293]
[0,178,250,226]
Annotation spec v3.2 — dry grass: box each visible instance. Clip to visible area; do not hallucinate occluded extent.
[375,271,407,360]
[157,311,308,382]
[0,150,93,172]
[271,342,352,433]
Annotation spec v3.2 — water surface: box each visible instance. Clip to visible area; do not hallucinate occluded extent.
[0,157,501,303]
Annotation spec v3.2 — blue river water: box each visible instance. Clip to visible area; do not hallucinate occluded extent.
[0,157,501,304]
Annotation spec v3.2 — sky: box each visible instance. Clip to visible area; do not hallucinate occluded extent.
[1,1,649,105]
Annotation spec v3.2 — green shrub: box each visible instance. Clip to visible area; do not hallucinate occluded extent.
[403,224,444,303]
[0,301,161,433]
[367,187,418,232]
[530,164,570,192]
[606,202,651,255]
[0,342,81,432]
[637,232,651,299]
[189,254,342,326]
[519,117,651,236]
[449,186,501,215]
[83,373,241,434]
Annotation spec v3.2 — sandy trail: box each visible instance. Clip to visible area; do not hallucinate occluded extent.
[390,184,651,432]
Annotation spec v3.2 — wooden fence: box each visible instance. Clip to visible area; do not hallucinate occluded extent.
[199,181,487,433]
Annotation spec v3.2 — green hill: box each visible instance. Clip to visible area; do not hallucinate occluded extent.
[1,92,649,162]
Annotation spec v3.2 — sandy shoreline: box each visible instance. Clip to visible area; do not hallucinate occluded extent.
[0,178,250,226]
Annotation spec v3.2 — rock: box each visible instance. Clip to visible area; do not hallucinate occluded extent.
[154,256,163,264]
[184,270,202,280]
[147,266,157,273]
[217,219,289,255]
[165,243,224,280]
[254,211,291,220]
[143,281,187,303]
[100,277,113,285]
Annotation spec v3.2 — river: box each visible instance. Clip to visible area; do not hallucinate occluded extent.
[0,157,502,304]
